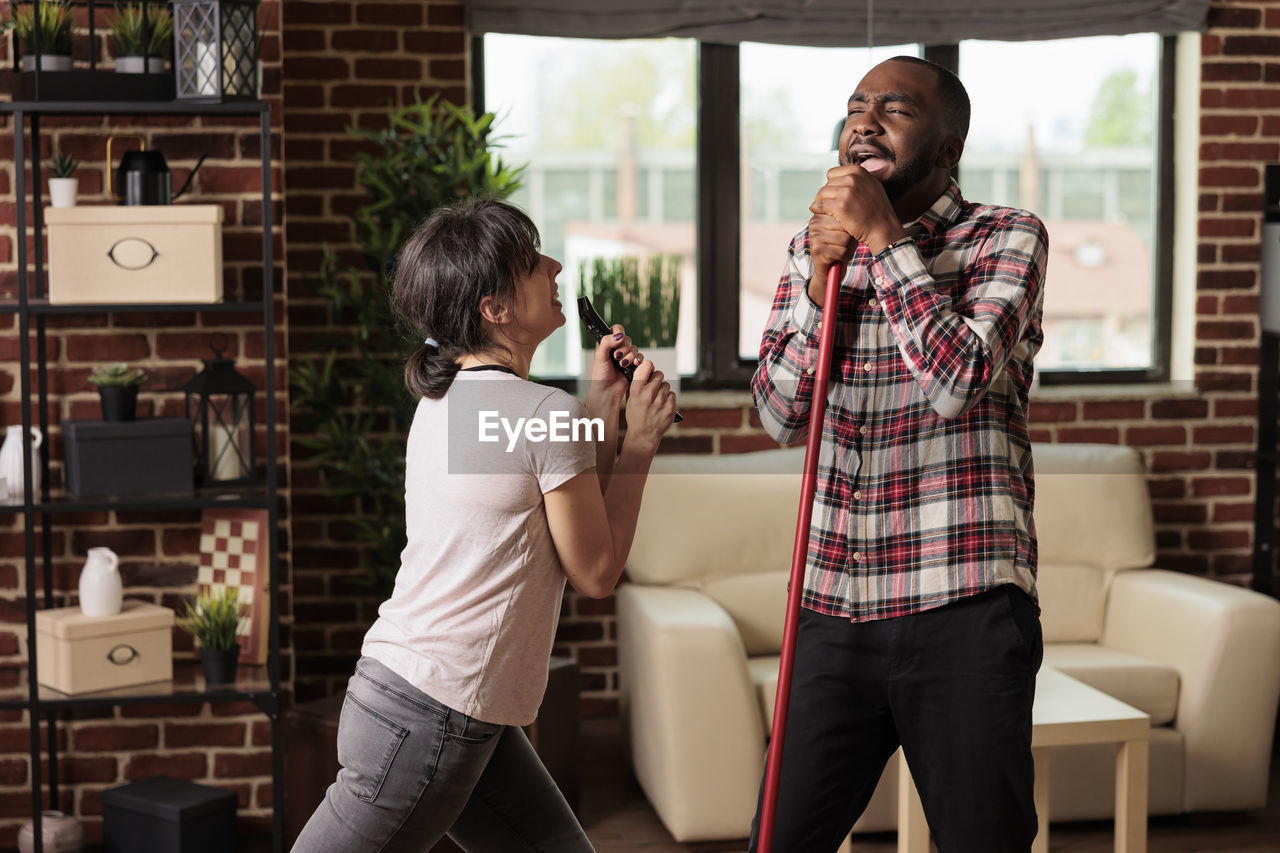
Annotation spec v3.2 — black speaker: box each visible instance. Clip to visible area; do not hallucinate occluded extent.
[1261,163,1280,333]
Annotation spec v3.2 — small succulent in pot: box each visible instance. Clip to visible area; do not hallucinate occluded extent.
[45,152,79,179]
[177,587,244,684]
[45,152,80,208]
[88,362,146,422]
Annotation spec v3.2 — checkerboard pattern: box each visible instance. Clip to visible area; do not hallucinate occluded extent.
[198,509,270,664]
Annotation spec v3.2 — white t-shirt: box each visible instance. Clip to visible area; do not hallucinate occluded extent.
[362,370,597,725]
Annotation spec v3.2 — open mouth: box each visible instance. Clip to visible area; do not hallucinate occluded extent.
[852,148,892,174]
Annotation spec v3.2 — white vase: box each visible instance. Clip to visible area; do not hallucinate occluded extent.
[20,54,73,72]
[78,547,122,617]
[48,177,77,208]
[17,810,84,853]
[0,425,42,501]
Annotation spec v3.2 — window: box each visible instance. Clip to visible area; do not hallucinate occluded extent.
[957,34,1165,375]
[481,34,697,381]
[480,34,1174,385]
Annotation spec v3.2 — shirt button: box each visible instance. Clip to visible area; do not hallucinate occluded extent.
[805,367,815,375]
[874,276,885,286]
[853,490,862,500]
[859,426,868,435]
[868,298,878,308]
[863,362,873,372]
[852,551,863,562]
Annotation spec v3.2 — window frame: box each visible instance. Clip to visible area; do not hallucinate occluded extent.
[473,35,1177,390]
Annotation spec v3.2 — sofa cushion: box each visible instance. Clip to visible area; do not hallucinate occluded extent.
[1033,443,1154,573]
[748,655,781,730]
[627,448,804,587]
[1036,562,1108,643]
[1043,643,1179,726]
[700,571,788,655]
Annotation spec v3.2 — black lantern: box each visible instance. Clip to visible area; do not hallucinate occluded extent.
[183,335,257,487]
[173,0,260,102]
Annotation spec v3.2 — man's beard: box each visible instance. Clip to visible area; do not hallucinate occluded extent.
[878,149,934,203]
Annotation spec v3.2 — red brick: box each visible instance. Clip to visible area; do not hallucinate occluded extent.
[720,434,784,454]
[1207,5,1262,28]
[1213,502,1255,523]
[1125,426,1186,446]
[56,755,118,783]
[1057,427,1119,444]
[1153,503,1208,523]
[1197,270,1256,290]
[1188,529,1250,550]
[674,408,743,429]
[1150,399,1208,419]
[429,59,466,81]
[331,30,399,52]
[355,58,425,80]
[72,725,158,752]
[356,3,423,25]
[1147,478,1185,500]
[1222,36,1280,56]
[1214,398,1257,418]
[403,30,466,54]
[1193,425,1254,445]
[212,751,273,778]
[164,722,247,748]
[1201,61,1263,83]
[331,84,398,108]
[1198,243,1217,263]
[1148,451,1212,472]
[1196,371,1252,392]
[0,759,26,784]
[1203,142,1280,162]
[198,166,262,194]
[0,633,18,656]
[287,2,351,24]
[1199,166,1261,188]
[1191,476,1250,497]
[1197,217,1256,238]
[1028,401,1078,423]
[1081,400,1144,420]
[1220,346,1260,366]
[64,333,150,363]
[1200,115,1258,136]
[1199,192,1220,213]
[1197,294,1220,316]
[655,435,713,454]
[282,57,349,81]
[1222,244,1261,263]
[428,4,464,27]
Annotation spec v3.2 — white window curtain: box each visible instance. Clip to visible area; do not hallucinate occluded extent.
[463,1,1209,45]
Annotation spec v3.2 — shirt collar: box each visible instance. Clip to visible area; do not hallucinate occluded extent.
[904,179,965,239]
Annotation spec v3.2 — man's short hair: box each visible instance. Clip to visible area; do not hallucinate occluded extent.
[887,55,971,142]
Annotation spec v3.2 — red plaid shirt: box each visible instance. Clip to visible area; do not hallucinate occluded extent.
[752,181,1048,621]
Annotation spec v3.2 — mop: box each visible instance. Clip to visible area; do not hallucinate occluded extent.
[758,263,845,853]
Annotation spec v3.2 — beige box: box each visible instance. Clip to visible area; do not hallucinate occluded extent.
[36,600,174,695]
[45,205,223,304]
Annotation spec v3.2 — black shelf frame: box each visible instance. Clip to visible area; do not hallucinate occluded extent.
[6,99,282,852]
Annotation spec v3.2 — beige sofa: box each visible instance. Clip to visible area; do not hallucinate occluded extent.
[617,443,1280,843]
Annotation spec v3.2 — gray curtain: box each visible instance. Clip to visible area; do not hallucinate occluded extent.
[463,1,1209,45]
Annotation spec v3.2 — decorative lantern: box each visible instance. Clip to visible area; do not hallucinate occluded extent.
[183,335,257,487]
[173,0,260,102]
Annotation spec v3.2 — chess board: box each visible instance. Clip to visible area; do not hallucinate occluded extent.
[198,508,271,664]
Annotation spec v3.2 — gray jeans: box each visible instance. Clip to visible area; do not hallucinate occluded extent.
[291,656,593,853]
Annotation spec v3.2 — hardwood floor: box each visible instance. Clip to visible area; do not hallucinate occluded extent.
[578,717,1280,853]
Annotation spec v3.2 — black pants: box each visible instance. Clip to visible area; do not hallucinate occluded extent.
[748,585,1043,853]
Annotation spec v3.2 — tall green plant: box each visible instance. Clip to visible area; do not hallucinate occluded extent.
[579,254,681,348]
[5,1,73,55]
[290,95,524,599]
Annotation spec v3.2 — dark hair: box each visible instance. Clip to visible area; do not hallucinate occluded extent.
[391,198,541,399]
[888,55,971,142]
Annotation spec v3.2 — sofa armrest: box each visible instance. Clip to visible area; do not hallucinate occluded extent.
[616,583,765,841]
[1100,569,1280,811]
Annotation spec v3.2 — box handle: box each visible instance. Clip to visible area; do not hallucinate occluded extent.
[106,644,139,666]
[107,237,160,271]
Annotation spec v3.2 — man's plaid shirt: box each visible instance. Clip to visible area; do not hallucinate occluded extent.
[752,181,1048,621]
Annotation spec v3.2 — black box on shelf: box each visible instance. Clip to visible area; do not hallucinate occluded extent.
[102,775,236,853]
[64,418,194,497]
[13,70,175,102]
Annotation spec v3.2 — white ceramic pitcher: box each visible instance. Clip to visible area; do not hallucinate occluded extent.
[0,425,42,501]
[78,548,122,617]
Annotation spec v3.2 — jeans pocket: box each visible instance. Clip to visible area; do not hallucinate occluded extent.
[1002,586,1043,670]
[445,713,503,745]
[336,690,410,803]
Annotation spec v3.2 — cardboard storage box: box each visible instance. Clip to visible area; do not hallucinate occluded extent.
[64,418,194,497]
[45,204,223,304]
[36,601,174,695]
[102,776,236,853]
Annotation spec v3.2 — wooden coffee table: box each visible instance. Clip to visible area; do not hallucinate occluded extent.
[896,667,1150,853]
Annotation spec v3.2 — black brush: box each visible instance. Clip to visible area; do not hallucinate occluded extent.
[578,296,683,423]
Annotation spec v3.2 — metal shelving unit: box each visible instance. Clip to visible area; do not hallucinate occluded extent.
[1,100,282,852]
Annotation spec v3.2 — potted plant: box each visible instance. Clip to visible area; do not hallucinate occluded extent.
[4,1,74,72]
[45,152,79,208]
[110,3,171,74]
[177,588,243,685]
[578,253,682,390]
[87,362,146,422]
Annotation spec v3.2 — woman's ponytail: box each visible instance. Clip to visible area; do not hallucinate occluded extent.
[405,343,461,400]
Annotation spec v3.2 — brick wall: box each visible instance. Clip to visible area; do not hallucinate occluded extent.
[0,2,285,845]
[286,0,1278,722]
[283,0,469,704]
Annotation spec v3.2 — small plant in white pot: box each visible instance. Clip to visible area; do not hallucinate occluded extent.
[110,3,172,74]
[579,253,682,390]
[45,152,79,208]
[5,1,74,72]
[88,362,146,422]
[178,587,244,685]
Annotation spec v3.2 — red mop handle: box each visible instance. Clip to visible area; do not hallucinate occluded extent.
[758,264,844,853]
